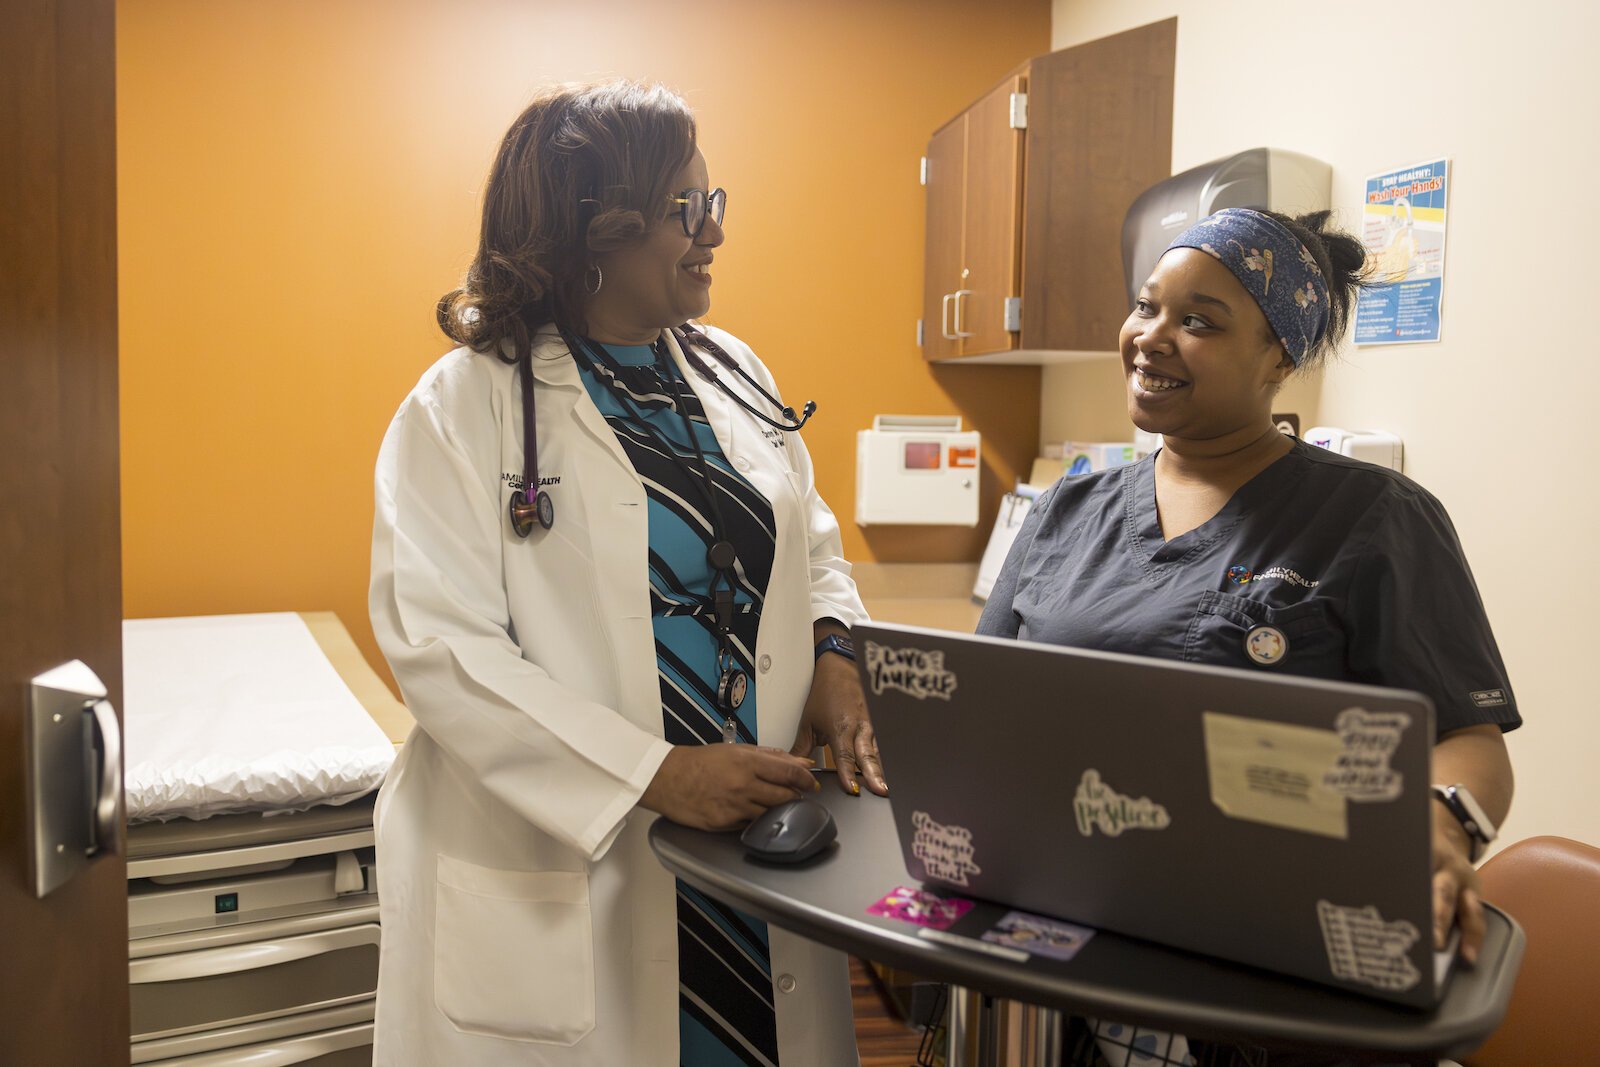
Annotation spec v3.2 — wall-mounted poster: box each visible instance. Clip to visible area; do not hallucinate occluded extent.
[1353,158,1449,346]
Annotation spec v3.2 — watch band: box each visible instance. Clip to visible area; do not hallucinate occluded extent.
[1431,784,1495,863]
[814,634,856,662]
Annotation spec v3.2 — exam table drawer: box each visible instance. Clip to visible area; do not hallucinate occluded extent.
[130,921,380,1042]
[138,1021,373,1066]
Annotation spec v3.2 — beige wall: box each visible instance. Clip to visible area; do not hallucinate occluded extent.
[1049,0,1600,850]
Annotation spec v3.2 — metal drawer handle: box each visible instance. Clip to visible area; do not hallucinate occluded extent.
[941,292,957,340]
[129,924,379,984]
[159,1023,373,1066]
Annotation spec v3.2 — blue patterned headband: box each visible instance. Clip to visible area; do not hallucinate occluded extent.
[1164,208,1329,365]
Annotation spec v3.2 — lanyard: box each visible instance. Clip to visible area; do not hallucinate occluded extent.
[566,331,751,742]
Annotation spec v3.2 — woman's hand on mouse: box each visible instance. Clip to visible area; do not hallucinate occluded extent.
[640,745,819,832]
[791,637,888,799]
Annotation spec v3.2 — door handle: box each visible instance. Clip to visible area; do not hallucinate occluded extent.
[88,698,121,851]
[27,660,121,898]
[953,289,975,337]
[941,292,957,340]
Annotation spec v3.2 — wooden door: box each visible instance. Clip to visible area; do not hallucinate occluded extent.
[921,117,966,362]
[0,0,130,1063]
[956,75,1025,357]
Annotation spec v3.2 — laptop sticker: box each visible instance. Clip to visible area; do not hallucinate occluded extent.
[1322,708,1410,801]
[1202,711,1349,839]
[982,910,1097,961]
[863,641,958,701]
[910,811,983,885]
[867,884,974,930]
[1073,770,1171,837]
[1316,899,1422,992]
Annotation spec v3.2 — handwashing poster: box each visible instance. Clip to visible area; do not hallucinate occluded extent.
[1353,158,1449,345]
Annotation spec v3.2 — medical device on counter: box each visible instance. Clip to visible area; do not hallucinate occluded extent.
[1304,426,1404,471]
[1121,148,1333,309]
[855,415,980,526]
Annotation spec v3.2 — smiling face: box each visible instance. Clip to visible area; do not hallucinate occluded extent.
[585,148,723,343]
[1120,248,1294,442]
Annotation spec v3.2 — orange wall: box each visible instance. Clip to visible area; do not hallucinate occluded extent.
[117,0,1049,687]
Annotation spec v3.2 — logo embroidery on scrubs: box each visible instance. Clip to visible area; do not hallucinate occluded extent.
[1227,564,1319,588]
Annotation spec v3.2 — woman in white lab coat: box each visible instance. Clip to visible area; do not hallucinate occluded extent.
[368,82,885,1066]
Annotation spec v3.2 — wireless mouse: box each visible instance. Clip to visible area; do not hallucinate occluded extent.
[740,797,837,864]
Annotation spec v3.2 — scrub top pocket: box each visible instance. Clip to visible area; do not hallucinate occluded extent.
[1183,591,1348,678]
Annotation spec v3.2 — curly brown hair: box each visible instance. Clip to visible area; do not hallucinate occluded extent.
[437,81,697,365]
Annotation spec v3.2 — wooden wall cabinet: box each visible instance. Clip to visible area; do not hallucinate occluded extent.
[921,19,1176,363]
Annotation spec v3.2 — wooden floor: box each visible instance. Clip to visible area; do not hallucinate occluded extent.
[851,956,928,1067]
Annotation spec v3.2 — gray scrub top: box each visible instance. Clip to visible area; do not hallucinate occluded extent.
[977,439,1520,738]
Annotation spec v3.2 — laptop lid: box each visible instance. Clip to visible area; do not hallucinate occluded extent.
[853,621,1442,1008]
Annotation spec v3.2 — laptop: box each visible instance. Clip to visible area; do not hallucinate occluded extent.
[853,620,1454,1008]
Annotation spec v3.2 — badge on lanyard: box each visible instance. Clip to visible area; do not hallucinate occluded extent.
[1245,625,1288,666]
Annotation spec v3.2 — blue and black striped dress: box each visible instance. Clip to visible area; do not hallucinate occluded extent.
[573,338,782,1067]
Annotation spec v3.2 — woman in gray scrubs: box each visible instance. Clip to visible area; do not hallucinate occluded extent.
[979,209,1516,981]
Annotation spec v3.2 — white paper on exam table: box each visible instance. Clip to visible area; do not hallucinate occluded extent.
[123,613,396,823]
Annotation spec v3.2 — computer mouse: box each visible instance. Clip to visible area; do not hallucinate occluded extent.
[740,797,837,864]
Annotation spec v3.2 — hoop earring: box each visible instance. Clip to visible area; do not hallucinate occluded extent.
[583,264,603,296]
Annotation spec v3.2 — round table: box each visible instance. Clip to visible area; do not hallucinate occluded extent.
[649,782,1523,1066]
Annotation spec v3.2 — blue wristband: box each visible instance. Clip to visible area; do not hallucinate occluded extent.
[814,634,856,662]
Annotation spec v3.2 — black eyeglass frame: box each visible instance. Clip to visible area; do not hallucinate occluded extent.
[667,187,727,238]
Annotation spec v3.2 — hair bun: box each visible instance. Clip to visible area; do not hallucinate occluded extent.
[1292,210,1365,281]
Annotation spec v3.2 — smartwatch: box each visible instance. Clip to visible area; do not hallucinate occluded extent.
[814,634,856,662]
[1430,784,1497,863]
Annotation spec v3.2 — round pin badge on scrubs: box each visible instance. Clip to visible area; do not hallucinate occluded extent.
[1245,625,1288,666]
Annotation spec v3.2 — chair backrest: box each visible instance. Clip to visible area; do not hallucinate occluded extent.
[1462,835,1600,1067]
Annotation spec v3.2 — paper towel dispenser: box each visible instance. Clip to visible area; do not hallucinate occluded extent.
[1121,148,1332,309]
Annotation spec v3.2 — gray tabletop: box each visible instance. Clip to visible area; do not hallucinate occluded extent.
[649,778,1523,1060]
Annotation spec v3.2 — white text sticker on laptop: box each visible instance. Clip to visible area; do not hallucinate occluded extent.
[1322,708,1410,801]
[863,641,958,701]
[1316,900,1422,992]
[910,811,982,885]
[1073,770,1171,837]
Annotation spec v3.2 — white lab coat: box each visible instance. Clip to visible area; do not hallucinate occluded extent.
[369,324,866,1066]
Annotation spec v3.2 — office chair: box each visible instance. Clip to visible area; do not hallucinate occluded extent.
[1461,835,1600,1066]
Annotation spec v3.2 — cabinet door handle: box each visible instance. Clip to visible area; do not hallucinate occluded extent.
[953,289,975,338]
[941,292,958,340]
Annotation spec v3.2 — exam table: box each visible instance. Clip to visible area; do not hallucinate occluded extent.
[123,612,410,1066]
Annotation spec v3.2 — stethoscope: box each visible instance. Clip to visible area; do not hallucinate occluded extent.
[507,324,815,536]
[507,323,816,741]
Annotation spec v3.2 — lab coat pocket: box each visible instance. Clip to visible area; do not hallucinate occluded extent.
[434,856,595,1045]
[1184,591,1347,677]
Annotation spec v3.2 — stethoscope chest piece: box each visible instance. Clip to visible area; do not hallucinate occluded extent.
[509,489,554,537]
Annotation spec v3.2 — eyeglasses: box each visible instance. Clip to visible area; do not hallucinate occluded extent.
[667,187,726,238]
